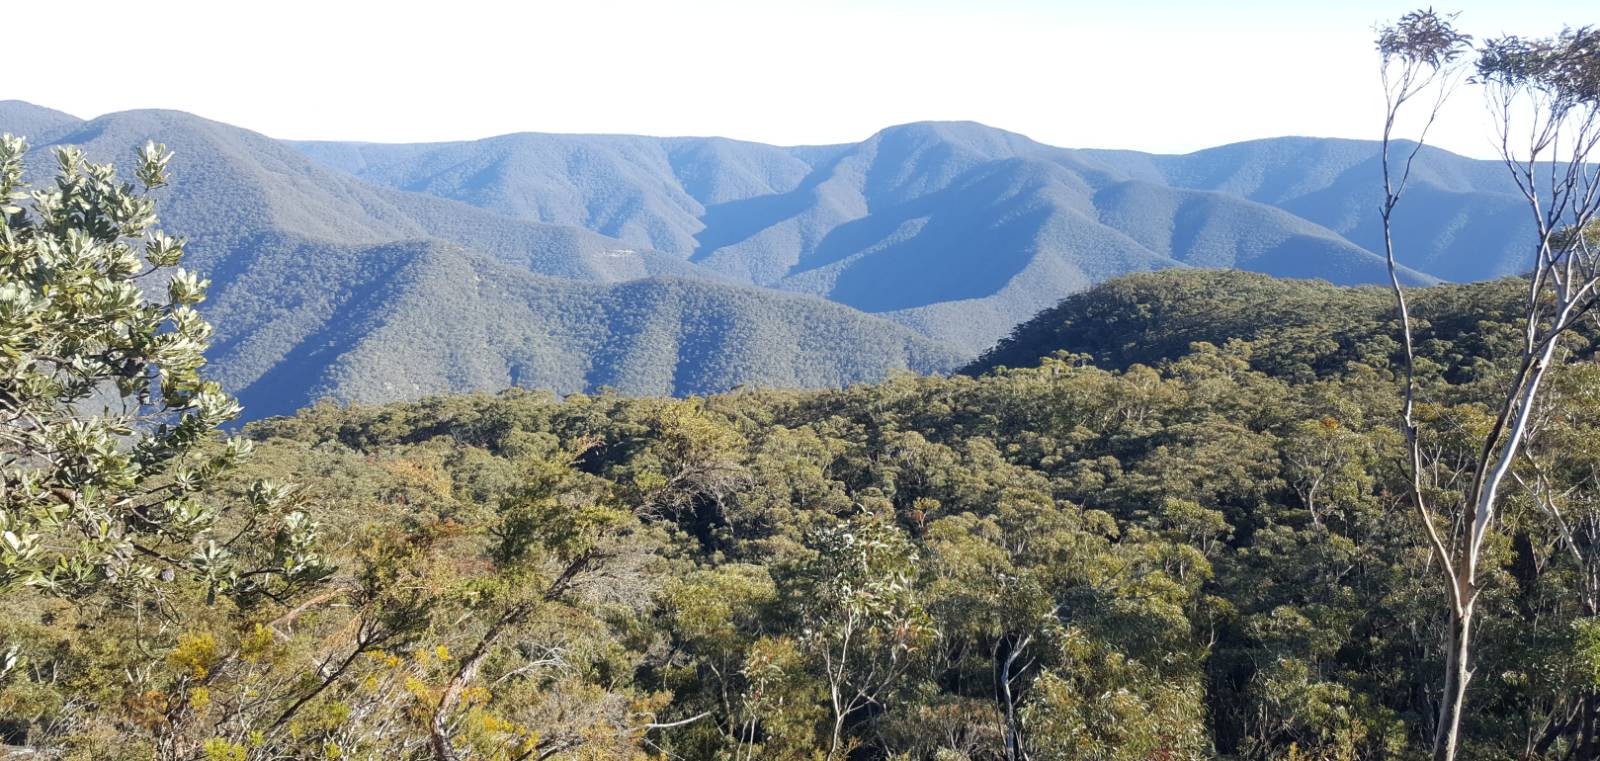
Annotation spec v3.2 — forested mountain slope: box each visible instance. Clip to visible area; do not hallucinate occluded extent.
[967,268,1534,379]
[14,108,698,281]
[294,132,846,258]
[202,235,961,417]
[0,100,82,142]
[298,123,1502,353]
[2,101,1541,405]
[0,105,958,416]
[1081,137,1531,283]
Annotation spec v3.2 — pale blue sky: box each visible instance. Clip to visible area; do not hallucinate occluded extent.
[9,0,1591,156]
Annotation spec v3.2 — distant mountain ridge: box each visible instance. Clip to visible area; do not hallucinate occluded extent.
[0,102,960,418]
[1078,138,1531,283]
[21,107,702,282]
[295,122,1518,352]
[1,101,1540,416]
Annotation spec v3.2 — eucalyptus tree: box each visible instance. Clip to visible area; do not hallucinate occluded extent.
[789,514,934,761]
[1377,12,1600,760]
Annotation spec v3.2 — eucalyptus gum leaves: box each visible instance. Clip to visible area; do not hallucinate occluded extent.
[0,134,327,602]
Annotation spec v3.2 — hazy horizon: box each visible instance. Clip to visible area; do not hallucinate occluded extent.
[4,99,1508,159]
[11,0,1592,159]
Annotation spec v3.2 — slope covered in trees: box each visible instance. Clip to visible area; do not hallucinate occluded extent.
[8,270,1597,760]
[1082,138,1530,283]
[0,100,81,142]
[296,122,1511,353]
[0,108,961,418]
[201,235,962,418]
[7,7,1596,759]
[8,107,702,281]
[968,269,1531,381]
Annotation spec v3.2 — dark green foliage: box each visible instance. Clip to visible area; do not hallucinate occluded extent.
[969,269,1542,383]
[3,173,1595,757]
[27,269,1551,759]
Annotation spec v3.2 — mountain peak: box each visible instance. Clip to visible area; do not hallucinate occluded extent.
[868,120,1034,147]
[0,100,84,141]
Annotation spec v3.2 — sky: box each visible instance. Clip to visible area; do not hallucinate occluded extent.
[7,0,1592,157]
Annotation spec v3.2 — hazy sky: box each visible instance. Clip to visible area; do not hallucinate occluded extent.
[9,0,1591,156]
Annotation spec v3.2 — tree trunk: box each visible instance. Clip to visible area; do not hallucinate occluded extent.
[824,666,848,761]
[1580,692,1598,761]
[825,705,846,761]
[1001,633,1031,761]
[431,601,535,761]
[1433,605,1473,761]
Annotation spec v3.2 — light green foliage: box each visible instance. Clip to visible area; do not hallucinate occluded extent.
[0,135,324,599]
[1020,627,1209,761]
[796,514,932,649]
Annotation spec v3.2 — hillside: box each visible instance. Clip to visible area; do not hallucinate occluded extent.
[1,106,964,418]
[297,122,1483,353]
[294,133,844,257]
[967,269,1535,381]
[17,109,700,282]
[12,4,1600,758]
[2,103,1541,408]
[1082,137,1531,283]
[202,236,961,418]
[0,100,82,142]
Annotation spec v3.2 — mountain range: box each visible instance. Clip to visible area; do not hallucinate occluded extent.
[295,123,1530,352]
[0,100,1538,418]
[0,101,959,417]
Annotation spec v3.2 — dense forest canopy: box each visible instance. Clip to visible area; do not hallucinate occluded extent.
[6,266,1600,760]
